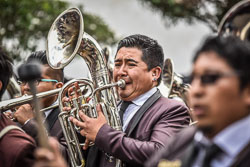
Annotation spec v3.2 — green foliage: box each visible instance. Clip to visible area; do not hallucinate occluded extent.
[138,0,241,32]
[0,0,116,61]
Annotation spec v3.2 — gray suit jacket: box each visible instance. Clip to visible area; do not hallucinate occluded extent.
[145,126,250,167]
[86,89,190,167]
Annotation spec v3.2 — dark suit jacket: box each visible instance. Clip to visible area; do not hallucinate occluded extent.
[86,89,190,167]
[22,107,70,163]
[145,126,250,167]
[0,113,36,167]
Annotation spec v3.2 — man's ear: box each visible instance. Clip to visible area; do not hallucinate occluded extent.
[151,66,162,79]
[243,84,250,109]
[0,81,2,91]
[56,82,63,89]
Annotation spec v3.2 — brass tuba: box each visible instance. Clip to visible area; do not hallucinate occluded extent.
[46,8,125,167]
[218,0,250,41]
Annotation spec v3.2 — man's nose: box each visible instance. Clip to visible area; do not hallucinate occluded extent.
[22,82,30,91]
[190,79,204,98]
[116,64,128,76]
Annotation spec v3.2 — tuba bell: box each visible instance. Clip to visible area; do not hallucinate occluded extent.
[218,0,250,41]
[46,8,124,167]
[162,58,190,106]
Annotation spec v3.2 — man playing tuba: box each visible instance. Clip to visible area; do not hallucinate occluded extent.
[70,34,191,167]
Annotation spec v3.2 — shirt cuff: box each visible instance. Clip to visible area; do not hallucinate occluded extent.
[23,119,31,125]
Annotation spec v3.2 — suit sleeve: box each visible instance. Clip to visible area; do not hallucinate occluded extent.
[22,118,40,142]
[22,118,71,166]
[15,140,36,167]
[95,100,190,166]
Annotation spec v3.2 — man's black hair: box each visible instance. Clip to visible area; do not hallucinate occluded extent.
[26,50,64,83]
[0,47,13,100]
[116,34,164,86]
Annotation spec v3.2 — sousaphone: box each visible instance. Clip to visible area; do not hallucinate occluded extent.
[218,0,250,41]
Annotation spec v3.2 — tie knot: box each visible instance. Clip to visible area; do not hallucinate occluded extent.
[123,101,132,105]
[119,101,133,116]
[120,101,132,112]
[203,143,222,167]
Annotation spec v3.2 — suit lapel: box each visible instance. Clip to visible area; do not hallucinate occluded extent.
[126,89,162,136]
[45,107,60,132]
[231,140,250,167]
[180,141,199,167]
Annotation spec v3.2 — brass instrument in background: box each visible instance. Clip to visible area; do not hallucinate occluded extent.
[46,8,125,167]
[162,58,190,107]
[218,0,250,41]
[6,76,21,99]
[162,58,197,124]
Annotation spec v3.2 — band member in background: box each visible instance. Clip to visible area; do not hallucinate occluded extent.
[11,50,71,164]
[0,47,36,167]
[146,36,250,167]
[70,34,191,167]
[33,137,67,167]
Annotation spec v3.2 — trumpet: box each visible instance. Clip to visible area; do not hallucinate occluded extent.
[0,88,61,112]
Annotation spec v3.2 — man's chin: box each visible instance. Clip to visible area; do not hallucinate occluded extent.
[119,92,132,101]
[197,123,215,138]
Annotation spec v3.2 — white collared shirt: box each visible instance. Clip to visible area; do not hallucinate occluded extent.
[24,99,59,125]
[44,99,58,119]
[193,114,250,167]
[119,87,157,132]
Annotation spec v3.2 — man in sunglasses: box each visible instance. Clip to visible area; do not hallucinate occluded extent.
[146,36,250,167]
[11,51,71,164]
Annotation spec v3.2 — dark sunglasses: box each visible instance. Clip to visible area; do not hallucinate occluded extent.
[188,72,238,85]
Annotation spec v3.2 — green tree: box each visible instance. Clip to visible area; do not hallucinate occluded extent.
[0,0,116,60]
[138,0,241,32]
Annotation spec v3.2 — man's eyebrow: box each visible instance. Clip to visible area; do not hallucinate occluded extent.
[114,58,138,63]
[126,58,138,63]
[114,59,122,63]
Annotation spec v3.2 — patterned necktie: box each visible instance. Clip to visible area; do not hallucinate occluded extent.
[119,101,132,125]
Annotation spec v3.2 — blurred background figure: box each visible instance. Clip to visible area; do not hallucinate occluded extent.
[0,47,36,167]
[33,137,67,167]
[145,35,250,167]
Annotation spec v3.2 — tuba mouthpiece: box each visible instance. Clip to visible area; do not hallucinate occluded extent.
[117,79,126,88]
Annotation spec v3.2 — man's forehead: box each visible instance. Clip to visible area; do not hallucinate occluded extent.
[117,47,142,55]
[193,53,231,71]
[115,49,142,61]
[42,65,54,77]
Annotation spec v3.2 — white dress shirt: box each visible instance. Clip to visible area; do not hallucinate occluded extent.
[193,114,250,167]
[44,99,58,119]
[119,87,157,132]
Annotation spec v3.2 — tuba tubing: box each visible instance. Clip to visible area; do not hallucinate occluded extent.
[46,7,125,167]
[218,0,250,41]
